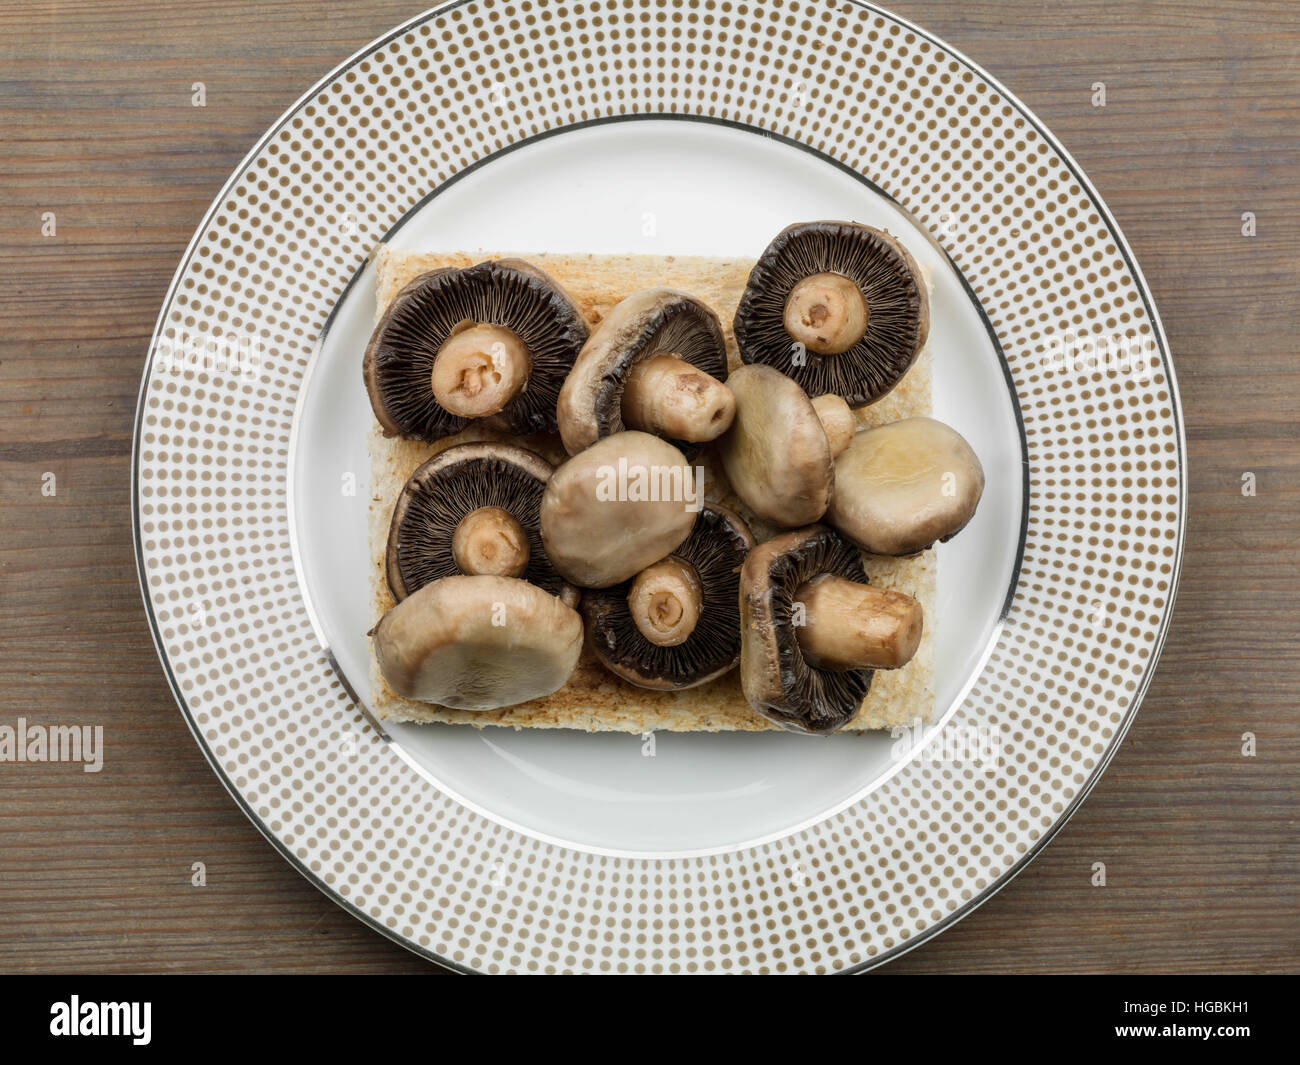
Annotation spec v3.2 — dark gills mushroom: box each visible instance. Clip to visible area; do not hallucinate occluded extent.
[556,289,733,456]
[739,525,923,734]
[733,221,929,407]
[385,442,577,606]
[582,503,754,690]
[364,259,589,441]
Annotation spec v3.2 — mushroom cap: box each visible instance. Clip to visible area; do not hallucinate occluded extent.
[385,441,578,606]
[363,258,589,441]
[826,416,985,555]
[583,503,755,690]
[733,220,929,407]
[540,431,699,588]
[717,363,834,527]
[739,525,874,734]
[556,288,728,456]
[371,575,583,710]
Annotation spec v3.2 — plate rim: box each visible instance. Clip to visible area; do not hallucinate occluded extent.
[131,0,1187,973]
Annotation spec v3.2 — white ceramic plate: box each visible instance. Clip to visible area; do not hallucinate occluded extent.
[134,1,1184,973]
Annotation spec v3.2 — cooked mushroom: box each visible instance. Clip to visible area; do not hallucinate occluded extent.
[582,503,754,690]
[556,289,732,455]
[733,221,929,407]
[811,393,856,458]
[371,575,583,710]
[716,364,834,527]
[739,525,923,734]
[385,442,577,606]
[826,416,985,556]
[363,259,589,441]
[540,430,699,588]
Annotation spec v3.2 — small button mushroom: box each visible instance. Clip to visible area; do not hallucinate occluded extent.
[539,430,699,588]
[733,220,929,407]
[364,259,589,441]
[556,289,732,455]
[716,364,834,527]
[583,504,754,690]
[371,575,584,710]
[739,525,923,734]
[826,416,985,556]
[386,442,577,606]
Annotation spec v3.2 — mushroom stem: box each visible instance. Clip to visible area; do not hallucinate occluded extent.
[812,393,856,458]
[621,353,736,443]
[628,556,703,647]
[452,506,531,579]
[784,272,869,355]
[793,574,923,670]
[431,323,531,418]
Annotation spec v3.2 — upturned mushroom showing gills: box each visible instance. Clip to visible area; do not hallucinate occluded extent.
[582,503,754,690]
[363,259,589,441]
[733,220,929,407]
[385,442,576,606]
[739,525,924,734]
[371,575,583,710]
[557,289,732,456]
[716,364,835,527]
[827,416,985,556]
[539,430,699,588]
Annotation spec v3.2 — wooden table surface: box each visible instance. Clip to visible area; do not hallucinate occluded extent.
[1,0,1296,975]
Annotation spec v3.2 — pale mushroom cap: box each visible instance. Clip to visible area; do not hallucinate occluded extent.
[717,364,833,527]
[540,431,699,588]
[372,575,583,710]
[826,416,985,556]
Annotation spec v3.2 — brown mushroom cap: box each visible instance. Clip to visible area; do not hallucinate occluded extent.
[371,575,583,710]
[363,259,589,442]
[716,364,834,527]
[739,525,922,734]
[540,430,699,588]
[386,442,577,606]
[582,503,754,690]
[826,416,985,556]
[556,288,729,456]
[733,220,929,407]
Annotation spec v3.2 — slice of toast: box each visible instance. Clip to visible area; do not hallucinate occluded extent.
[365,244,936,732]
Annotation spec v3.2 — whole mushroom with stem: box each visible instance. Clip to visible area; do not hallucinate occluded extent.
[364,259,589,441]
[733,220,929,407]
[385,441,577,606]
[557,289,734,456]
[739,525,924,734]
[582,503,754,690]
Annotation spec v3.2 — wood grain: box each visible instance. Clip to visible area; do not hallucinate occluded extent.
[0,0,1296,974]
